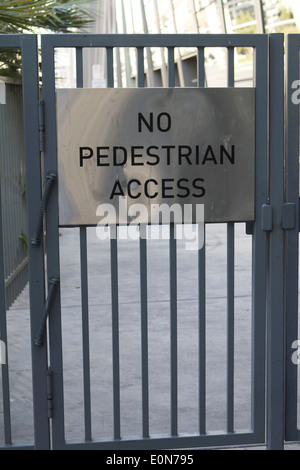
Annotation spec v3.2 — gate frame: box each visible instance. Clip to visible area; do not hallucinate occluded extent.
[0,34,50,450]
[267,33,285,451]
[285,34,300,444]
[22,35,50,450]
[0,31,290,451]
[39,33,270,450]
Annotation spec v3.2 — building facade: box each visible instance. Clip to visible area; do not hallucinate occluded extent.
[56,0,299,88]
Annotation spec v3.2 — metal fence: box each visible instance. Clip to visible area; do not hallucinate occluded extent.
[0,81,28,309]
[0,34,41,450]
[0,32,298,451]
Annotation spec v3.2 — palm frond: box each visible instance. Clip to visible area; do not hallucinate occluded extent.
[0,0,95,78]
[0,0,94,33]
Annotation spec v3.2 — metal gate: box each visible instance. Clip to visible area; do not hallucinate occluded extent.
[0,34,47,450]
[0,32,295,450]
[40,33,269,450]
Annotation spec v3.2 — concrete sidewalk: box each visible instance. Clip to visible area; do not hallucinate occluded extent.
[0,223,298,449]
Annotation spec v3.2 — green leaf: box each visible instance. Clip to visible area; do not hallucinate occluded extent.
[0,0,95,78]
[0,0,94,33]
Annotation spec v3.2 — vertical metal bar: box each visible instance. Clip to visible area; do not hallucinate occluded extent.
[197,48,206,88]
[22,34,50,449]
[137,47,150,438]
[168,46,177,436]
[106,47,114,89]
[78,227,92,441]
[285,35,300,443]
[0,167,12,445]
[137,47,145,88]
[227,222,234,433]
[11,87,20,300]
[267,33,285,451]
[76,47,83,88]
[5,85,14,308]
[80,227,92,442]
[140,225,149,438]
[251,36,268,441]
[76,47,92,442]
[198,229,206,435]
[197,45,206,435]
[227,47,235,87]
[168,47,175,88]
[106,47,121,440]
[227,46,235,434]
[41,36,65,449]
[110,235,121,440]
[170,224,178,436]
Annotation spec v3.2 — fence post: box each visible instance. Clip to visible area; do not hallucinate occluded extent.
[267,33,285,451]
[22,34,50,450]
[285,34,300,443]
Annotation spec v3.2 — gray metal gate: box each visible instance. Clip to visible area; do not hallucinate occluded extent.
[0,34,49,449]
[39,33,269,450]
[0,32,295,450]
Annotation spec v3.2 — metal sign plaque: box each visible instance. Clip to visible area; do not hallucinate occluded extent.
[56,88,255,226]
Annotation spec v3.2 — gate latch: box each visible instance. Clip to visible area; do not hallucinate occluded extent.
[282,203,296,230]
[262,204,272,232]
[262,203,296,231]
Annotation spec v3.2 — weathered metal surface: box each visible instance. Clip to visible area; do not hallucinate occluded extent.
[56,88,255,225]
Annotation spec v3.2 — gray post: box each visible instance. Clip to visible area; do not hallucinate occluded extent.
[285,34,300,444]
[22,34,50,449]
[267,33,285,451]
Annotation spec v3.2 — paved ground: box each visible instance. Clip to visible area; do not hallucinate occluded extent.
[0,223,299,450]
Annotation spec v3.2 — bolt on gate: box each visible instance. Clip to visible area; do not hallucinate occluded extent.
[0,32,296,450]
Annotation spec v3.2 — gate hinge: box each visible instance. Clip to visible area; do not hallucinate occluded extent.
[262,204,272,232]
[47,368,53,419]
[39,100,45,153]
[282,203,296,230]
